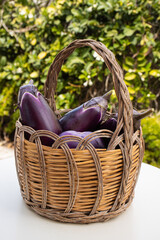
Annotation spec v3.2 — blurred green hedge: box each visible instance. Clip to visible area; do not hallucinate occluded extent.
[141,114,160,168]
[0,0,160,166]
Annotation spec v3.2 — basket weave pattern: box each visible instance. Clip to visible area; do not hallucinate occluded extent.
[14,39,144,223]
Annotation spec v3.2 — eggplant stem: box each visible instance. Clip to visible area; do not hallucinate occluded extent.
[102,90,112,100]
[134,108,153,120]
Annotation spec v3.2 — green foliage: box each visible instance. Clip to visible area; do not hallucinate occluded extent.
[0,0,160,143]
[141,114,160,168]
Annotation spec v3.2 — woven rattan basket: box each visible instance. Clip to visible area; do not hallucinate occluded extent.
[14,39,144,224]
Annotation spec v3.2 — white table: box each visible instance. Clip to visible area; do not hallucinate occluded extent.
[0,156,160,240]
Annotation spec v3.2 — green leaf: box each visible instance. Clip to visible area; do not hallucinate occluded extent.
[30,38,37,46]
[79,74,86,80]
[13,75,19,80]
[84,62,93,73]
[40,77,46,84]
[137,59,147,67]
[128,87,135,94]
[66,15,72,22]
[38,52,47,59]
[0,38,5,45]
[153,51,160,59]
[88,20,99,26]
[30,71,39,78]
[115,34,124,40]
[57,80,64,93]
[18,37,25,49]
[139,46,148,54]
[123,64,130,71]
[0,72,9,79]
[149,70,160,77]
[137,55,145,61]
[54,20,60,25]
[0,56,7,66]
[125,72,137,80]
[66,56,85,67]
[125,57,134,67]
[123,27,135,37]
[71,9,80,17]
[107,30,118,37]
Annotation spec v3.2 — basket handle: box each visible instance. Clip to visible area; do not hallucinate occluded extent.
[44,39,133,149]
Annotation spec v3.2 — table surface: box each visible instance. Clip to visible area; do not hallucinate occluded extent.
[0,156,160,240]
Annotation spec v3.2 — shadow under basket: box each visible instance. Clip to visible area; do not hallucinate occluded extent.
[14,39,144,224]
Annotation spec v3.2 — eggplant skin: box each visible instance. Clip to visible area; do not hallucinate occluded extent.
[18,80,37,105]
[20,92,62,146]
[59,91,111,132]
[98,118,117,132]
[59,130,106,149]
[59,105,101,132]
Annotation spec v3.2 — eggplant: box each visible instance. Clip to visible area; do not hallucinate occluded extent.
[111,109,153,132]
[99,108,153,133]
[59,130,106,149]
[18,80,37,105]
[19,91,62,145]
[59,91,112,132]
[96,118,117,148]
[99,117,117,132]
[132,109,153,131]
[96,108,152,149]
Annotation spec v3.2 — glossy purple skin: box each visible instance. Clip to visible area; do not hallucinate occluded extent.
[59,130,106,149]
[59,92,111,132]
[59,105,101,132]
[18,80,37,105]
[20,92,62,145]
[99,118,117,132]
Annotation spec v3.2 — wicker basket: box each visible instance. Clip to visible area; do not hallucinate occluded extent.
[14,39,144,224]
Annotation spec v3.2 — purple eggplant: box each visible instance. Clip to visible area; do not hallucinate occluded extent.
[132,109,153,131]
[59,91,112,132]
[19,91,62,146]
[18,80,37,106]
[99,118,117,132]
[98,108,152,133]
[96,108,152,149]
[96,118,117,148]
[59,130,106,149]
[111,109,152,132]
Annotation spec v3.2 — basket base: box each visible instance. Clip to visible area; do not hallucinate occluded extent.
[24,194,134,224]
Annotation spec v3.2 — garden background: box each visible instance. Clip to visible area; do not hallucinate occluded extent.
[0,0,159,167]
